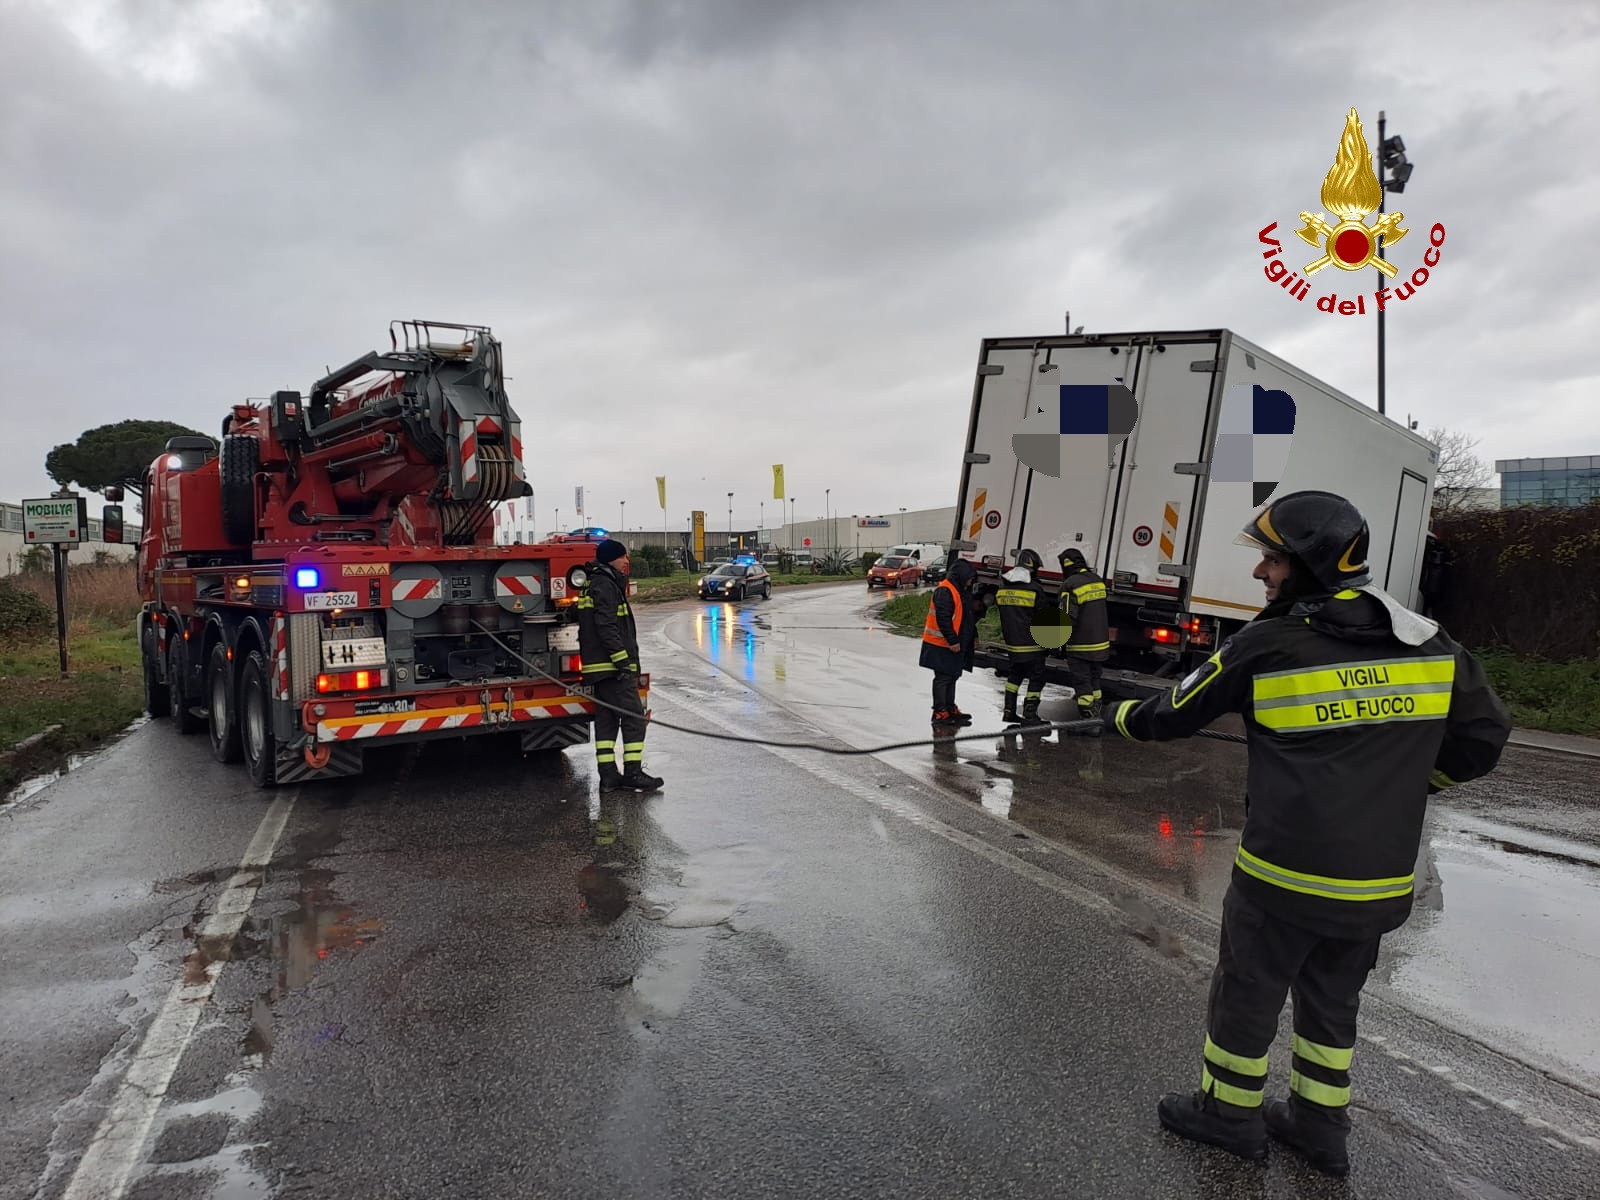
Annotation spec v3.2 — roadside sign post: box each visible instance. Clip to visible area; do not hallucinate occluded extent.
[22,495,87,679]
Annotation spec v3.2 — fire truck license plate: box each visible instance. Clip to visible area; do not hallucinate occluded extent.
[305,591,359,610]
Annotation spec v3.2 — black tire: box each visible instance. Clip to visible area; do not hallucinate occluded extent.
[167,639,204,734]
[206,642,242,764]
[763,583,771,599]
[142,627,169,718]
[219,434,259,546]
[239,651,277,788]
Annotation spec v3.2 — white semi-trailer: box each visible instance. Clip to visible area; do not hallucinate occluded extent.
[949,328,1439,674]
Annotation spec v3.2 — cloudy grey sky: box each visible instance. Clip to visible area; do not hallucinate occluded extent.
[3,0,1597,535]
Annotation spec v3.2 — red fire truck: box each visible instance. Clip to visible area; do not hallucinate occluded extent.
[136,320,632,787]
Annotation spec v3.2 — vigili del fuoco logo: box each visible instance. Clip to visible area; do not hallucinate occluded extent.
[1258,107,1446,316]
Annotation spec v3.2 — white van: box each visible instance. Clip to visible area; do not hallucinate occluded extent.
[886,543,946,567]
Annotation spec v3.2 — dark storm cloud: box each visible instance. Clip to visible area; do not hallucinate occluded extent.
[2,0,1595,531]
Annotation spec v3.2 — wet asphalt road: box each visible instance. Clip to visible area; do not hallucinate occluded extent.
[3,582,1599,1200]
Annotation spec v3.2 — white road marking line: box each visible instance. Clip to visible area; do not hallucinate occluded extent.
[60,791,298,1200]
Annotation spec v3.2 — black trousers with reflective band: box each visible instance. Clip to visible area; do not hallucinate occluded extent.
[1202,885,1381,1120]
[593,674,647,771]
[1005,654,1047,705]
[1065,656,1103,711]
[931,672,959,711]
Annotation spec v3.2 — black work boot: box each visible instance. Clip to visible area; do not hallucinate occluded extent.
[949,707,974,726]
[1157,1091,1268,1163]
[598,767,627,793]
[1265,1098,1350,1177]
[1021,698,1046,726]
[621,768,664,793]
[1002,700,1020,725]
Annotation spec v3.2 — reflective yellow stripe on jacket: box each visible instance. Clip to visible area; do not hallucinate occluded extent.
[1251,655,1455,733]
[1235,846,1414,901]
[995,588,1035,607]
[1070,581,1107,603]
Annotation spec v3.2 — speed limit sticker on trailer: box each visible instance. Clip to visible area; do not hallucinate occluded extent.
[305,591,359,610]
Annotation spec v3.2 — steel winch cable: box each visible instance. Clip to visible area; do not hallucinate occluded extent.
[470,621,1249,754]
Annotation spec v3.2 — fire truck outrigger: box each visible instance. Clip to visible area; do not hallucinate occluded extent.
[136,320,629,787]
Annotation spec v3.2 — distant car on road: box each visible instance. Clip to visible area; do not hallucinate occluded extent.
[792,550,815,573]
[867,554,922,590]
[698,559,772,601]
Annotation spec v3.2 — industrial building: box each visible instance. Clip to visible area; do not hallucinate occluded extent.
[1496,455,1600,508]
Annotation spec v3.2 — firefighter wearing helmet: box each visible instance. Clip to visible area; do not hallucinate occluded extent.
[995,548,1050,726]
[1056,547,1110,719]
[1104,491,1510,1175]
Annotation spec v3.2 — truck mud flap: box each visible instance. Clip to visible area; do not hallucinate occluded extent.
[519,722,592,754]
[274,742,364,784]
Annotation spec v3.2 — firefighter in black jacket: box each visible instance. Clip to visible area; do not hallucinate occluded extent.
[1104,491,1510,1175]
[1058,548,1110,718]
[576,540,663,793]
[996,549,1049,726]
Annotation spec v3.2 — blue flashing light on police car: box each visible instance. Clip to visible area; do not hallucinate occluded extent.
[294,567,320,589]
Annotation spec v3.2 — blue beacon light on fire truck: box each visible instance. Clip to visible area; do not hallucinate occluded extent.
[294,568,321,589]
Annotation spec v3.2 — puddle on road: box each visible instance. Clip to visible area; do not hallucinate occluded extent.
[1,716,150,806]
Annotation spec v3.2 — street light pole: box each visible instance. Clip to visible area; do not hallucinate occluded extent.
[789,497,795,549]
[727,492,734,555]
[620,499,625,533]
[1375,111,1414,419]
[825,488,831,553]
[898,506,906,542]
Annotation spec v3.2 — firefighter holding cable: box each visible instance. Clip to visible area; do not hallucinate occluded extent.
[1103,491,1510,1175]
[576,539,665,793]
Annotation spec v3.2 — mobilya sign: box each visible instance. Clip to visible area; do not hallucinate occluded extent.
[23,497,88,543]
[1259,108,1446,317]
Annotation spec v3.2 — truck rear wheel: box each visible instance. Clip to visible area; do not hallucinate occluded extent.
[167,639,204,735]
[142,627,169,718]
[219,434,260,546]
[206,642,242,764]
[239,650,277,788]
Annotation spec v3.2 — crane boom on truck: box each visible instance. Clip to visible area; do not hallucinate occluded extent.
[948,327,1439,678]
[136,320,628,787]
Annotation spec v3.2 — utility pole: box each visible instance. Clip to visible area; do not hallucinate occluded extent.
[620,499,625,533]
[1375,111,1414,418]
[727,492,734,556]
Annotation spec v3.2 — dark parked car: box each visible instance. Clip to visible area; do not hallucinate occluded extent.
[698,560,772,601]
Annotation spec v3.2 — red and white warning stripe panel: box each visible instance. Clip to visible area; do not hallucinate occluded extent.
[393,577,441,602]
[509,421,525,480]
[459,418,479,486]
[390,565,446,618]
[317,696,593,742]
[272,617,289,702]
[493,562,544,611]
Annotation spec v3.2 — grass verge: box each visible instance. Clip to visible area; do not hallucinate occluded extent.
[1474,649,1600,737]
[878,593,1002,645]
[1,619,145,798]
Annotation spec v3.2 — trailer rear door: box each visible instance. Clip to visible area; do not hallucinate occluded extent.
[1102,336,1223,600]
[952,342,1133,569]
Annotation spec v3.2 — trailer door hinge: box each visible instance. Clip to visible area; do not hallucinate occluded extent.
[1189,359,1220,373]
[977,364,1004,376]
[1158,563,1193,579]
[964,452,991,464]
[1173,462,1208,476]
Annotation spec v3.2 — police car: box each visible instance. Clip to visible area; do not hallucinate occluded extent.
[698,556,772,601]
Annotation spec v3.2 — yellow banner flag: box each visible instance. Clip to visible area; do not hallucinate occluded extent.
[772,464,785,500]
[656,475,666,509]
